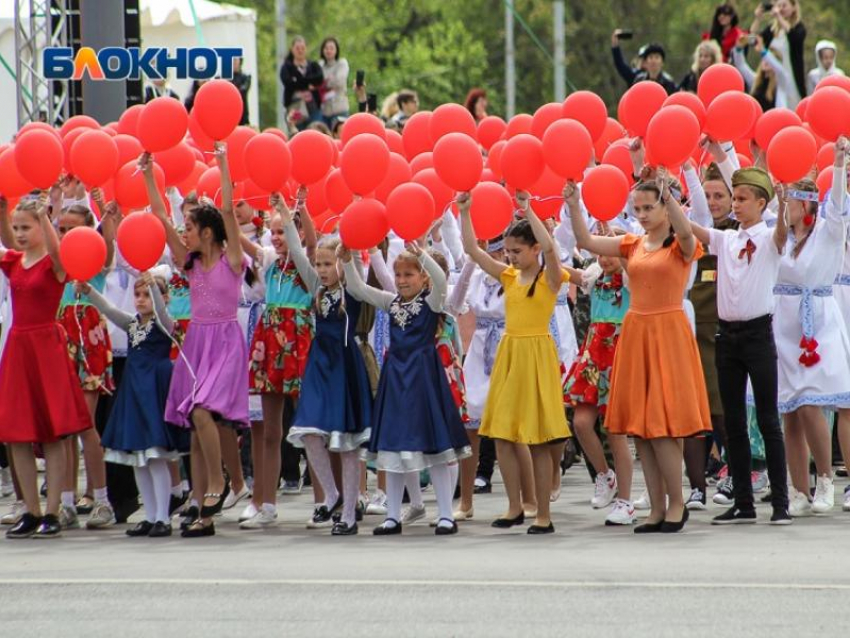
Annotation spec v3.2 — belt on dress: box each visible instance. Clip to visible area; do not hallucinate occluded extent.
[475,317,505,375]
[836,274,850,286]
[773,284,833,346]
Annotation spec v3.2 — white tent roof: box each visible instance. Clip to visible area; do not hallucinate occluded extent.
[140,0,255,28]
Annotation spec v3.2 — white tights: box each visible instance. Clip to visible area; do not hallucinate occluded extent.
[302,435,361,526]
[385,462,456,529]
[133,458,172,524]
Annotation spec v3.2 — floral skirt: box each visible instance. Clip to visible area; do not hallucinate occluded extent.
[564,321,621,416]
[58,304,114,394]
[170,318,190,361]
[248,307,314,397]
[437,338,469,424]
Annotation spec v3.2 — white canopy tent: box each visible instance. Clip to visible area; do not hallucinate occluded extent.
[0,0,258,144]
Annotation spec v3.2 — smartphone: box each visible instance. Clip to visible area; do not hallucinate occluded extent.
[356,69,365,88]
[618,30,634,40]
[762,2,773,10]
[367,93,377,113]
[748,34,758,46]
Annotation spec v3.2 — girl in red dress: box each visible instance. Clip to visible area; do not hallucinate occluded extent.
[0,195,91,539]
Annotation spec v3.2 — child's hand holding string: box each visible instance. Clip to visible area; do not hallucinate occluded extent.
[336,244,353,263]
[74,281,92,296]
[139,271,154,288]
[515,190,530,214]
[562,181,580,209]
[456,191,471,216]
[270,192,293,225]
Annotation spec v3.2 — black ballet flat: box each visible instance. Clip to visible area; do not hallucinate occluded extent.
[200,483,231,519]
[660,507,689,534]
[332,521,358,536]
[527,522,555,535]
[179,506,199,532]
[148,521,173,538]
[180,520,215,538]
[634,520,665,534]
[491,512,525,529]
[372,519,402,536]
[434,519,458,536]
[125,521,154,537]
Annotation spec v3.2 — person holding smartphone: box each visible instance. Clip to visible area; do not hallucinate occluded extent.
[279,35,324,132]
[751,0,806,102]
[610,30,677,95]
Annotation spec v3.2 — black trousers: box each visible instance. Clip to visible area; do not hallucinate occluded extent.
[95,357,139,507]
[476,436,495,482]
[279,397,304,483]
[715,315,788,510]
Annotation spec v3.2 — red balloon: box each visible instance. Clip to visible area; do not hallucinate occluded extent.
[619,81,667,138]
[114,160,165,210]
[430,103,476,143]
[18,122,61,142]
[244,133,291,193]
[324,168,354,213]
[110,135,143,171]
[505,114,533,138]
[59,227,106,281]
[412,168,453,217]
[339,199,389,249]
[153,142,196,187]
[480,168,499,183]
[289,130,335,185]
[562,91,608,142]
[61,127,88,174]
[402,111,433,159]
[313,210,340,234]
[306,172,329,217]
[340,134,390,195]
[15,129,64,189]
[117,212,166,271]
[375,153,412,204]
[487,140,506,180]
[531,103,564,139]
[386,183,435,241]
[501,134,545,190]
[817,143,835,173]
[736,153,753,168]
[806,86,850,142]
[697,64,745,105]
[469,182,513,240]
[601,142,636,187]
[193,80,243,141]
[385,129,404,155]
[582,165,630,222]
[187,111,215,153]
[802,123,829,150]
[70,130,119,187]
[433,133,483,192]
[815,75,850,94]
[733,138,753,160]
[529,167,565,220]
[195,166,244,208]
[340,113,386,146]
[593,117,627,160]
[646,106,700,168]
[741,95,763,139]
[477,116,507,150]
[263,127,288,141]
[102,126,118,137]
[663,92,707,129]
[0,147,34,197]
[137,97,188,152]
[117,105,145,137]
[796,96,810,121]
[704,91,758,142]
[241,179,272,211]
[410,152,434,175]
[766,126,817,183]
[542,119,593,180]
[176,160,208,196]
[224,126,258,183]
[60,115,99,139]
[816,166,833,201]
[754,108,801,151]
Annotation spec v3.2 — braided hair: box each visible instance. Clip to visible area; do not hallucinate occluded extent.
[634,181,677,248]
[506,218,544,297]
[185,204,256,286]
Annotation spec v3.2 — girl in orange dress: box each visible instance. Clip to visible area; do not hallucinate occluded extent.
[566,171,711,534]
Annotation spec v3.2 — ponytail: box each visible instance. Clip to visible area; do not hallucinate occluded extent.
[661,225,675,248]
[526,262,545,298]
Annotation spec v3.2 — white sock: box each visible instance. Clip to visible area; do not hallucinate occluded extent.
[262,502,276,514]
[404,471,424,509]
[385,472,405,525]
[430,463,455,527]
[93,487,108,504]
[148,459,172,523]
[61,491,75,509]
[341,450,360,526]
[171,484,183,498]
[302,435,339,508]
[133,466,157,523]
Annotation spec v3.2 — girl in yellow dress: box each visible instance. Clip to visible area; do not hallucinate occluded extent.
[458,191,571,535]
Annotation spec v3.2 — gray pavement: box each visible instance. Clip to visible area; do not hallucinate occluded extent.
[2,463,850,637]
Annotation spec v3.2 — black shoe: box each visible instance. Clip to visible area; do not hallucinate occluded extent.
[179,506,199,531]
[760,490,773,503]
[332,521,358,536]
[473,480,492,495]
[75,496,94,515]
[660,507,689,533]
[711,506,757,525]
[491,512,524,528]
[334,500,365,525]
[6,513,40,539]
[435,519,458,535]
[200,483,230,518]
[33,514,62,538]
[372,519,402,536]
[634,520,665,534]
[705,456,725,480]
[149,521,173,537]
[114,498,140,524]
[169,491,189,516]
[527,522,555,535]
[180,520,215,537]
[309,495,343,529]
[770,508,792,525]
[126,521,154,537]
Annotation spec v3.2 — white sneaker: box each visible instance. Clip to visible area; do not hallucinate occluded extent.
[605,499,636,525]
[591,470,617,509]
[400,504,426,525]
[59,505,80,530]
[751,470,769,494]
[843,488,850,512]
[0,467,13,497]
[1,501,26,525]
[713,476,734,505]
[223,484,251,510]
[85,502,116,529]
[789,490,813,518]
[239,508,278,529]
[812,475,835,514]
[634,490,651,510]
[685,488,707,511]
[238,502,259,523]
[365,490,387,516]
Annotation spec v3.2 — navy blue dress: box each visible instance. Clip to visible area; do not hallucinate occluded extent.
[102,318,189,466]
[288,288,373,452]
[367,292,470,472]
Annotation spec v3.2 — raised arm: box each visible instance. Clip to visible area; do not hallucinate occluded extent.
[564,181,624,258]
[683,163,712,228]
[147,273,175,334]
[406,242,447,312]
[36,193,65,279]
[294,187,317,262]
[446,259,476,316]
[82,283,135,331]
[0,197,18,250]
[657,168,697,261]
[278,194,320,294]
[142,153,187,267]
[773,184,790,253]
[516,191,563,293]
[216,142,244,275]
[731,43,755,90]
[439,208,465,267]
[95,192,118,269]
[339,245,395,311]
[827,137,849,224]
[457,191,508,281]
[368,246,396,292]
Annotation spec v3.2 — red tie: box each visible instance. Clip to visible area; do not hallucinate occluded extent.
[738,239,756,265]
